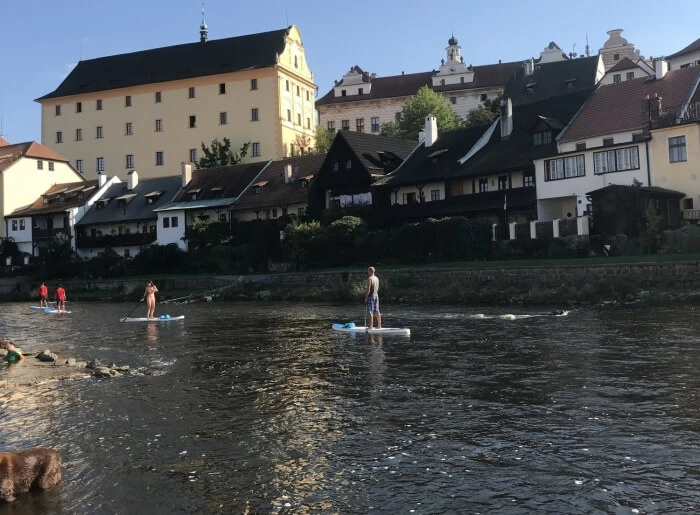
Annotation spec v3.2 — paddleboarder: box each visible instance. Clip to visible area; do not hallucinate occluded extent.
[56,284,67,313]
[365,266,382,330]
[39,283,49,308]
[143,281,159,319]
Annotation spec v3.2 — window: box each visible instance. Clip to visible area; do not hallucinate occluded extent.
[76,159,83,173]
[533,131,552,146]
[297,113,302,126]
[155,119,163,132]
[155,91,162,103]
[371,117,380,133]
[403,192,417,204]
[524,175,534,188]
[358,88,364,95]
[189,115,196,128]
[163,217,170,228]
[251,108,259,121]
[48,162,54,171]
[440,79,446,86]
[395,112,402,122]
[431,189,440,201]
[286,80,290,92]
[96,99,102,110]
[297,85,300,96]
[251,78,258,90]
[297,207,306,216]
[220,112,227,125]
[219,83,226,94]
[544,154,585,181]
[252,142,261,157]
[11,220,17,231]
[126,154,134,169]
[498,175,508,190]
[669,136,687,163]
[576,142,587,151]
[125,95,132,107]
[683,198,694,210]
[171,217,178,228]
[613,74,621,83]
[76,102,82,113]
[613,53,620,61]
[76,128,82,141]
[287,109,292,122]
[37,160,43,170]
[328,121,336,133]
[96,157,105,172]
[156,151,164,166]
[20,219,25,230]
[126,122,133,135]
[356,118,364,133]
[306,91,310,101]
[189,149,197,163]
[341,90,347,97]
[124,249,131,258]
[96,126,103,139]
[56,131,63,144]
[55,105,61,116]
[632,133,645,143]
[479,178,488,193]
[481,93,488,101]
[603,137,614,146]
[188,87,195,98]
[342,120,350,130]
[294,55,298,68]
[219,213,227,222]
[626,71,635,81]
[346,159,352,169]
[594,147,640,174]
[307,117,311,129]
[272,208,278,218]
[450,96,457,105]
[333,162,339,172]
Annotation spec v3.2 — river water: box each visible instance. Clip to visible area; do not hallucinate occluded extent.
[1,302,700,514]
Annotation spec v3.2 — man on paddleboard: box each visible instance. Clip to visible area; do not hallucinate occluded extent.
[365,267,382,330]
[39,283,49,308]
[56,284,67,313]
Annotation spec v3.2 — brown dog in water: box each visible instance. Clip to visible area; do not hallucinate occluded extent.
[0,448,62,502]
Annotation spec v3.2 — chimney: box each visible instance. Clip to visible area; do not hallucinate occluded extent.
[181,162,192,187]
[654,58,668,80]
[284,162,293,184]
[524,58,535,76]
[98,171,106,187]
[500,98,513,139]
[424,115,438,147]
[127,170,138,190]
[418,130,425,143]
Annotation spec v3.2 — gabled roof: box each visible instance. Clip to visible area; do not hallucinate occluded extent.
[504,56,600,106]
[316,61,522,106]
[587,184,685,197]
[0,141,71,173]
[336,130,417,172]
[37,28,292,100]
[233,154,326,211]
[336,66,371,85]
[76,176,182,226]
[560,66,700,142]
[9,180,98,217]
[607,57,643,73]
[667,37,700,60]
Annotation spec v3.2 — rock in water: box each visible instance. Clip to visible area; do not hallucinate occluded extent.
[37,350,58,363]
[113,365,130,373]
[258,290,272,300]
[65,358,77,366]
[94,367,115,378]
[86,359,104,370]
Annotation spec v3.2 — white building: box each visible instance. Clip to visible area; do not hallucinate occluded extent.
[600,57,653,85]
[666,37,700,70]
[598,29,649,72]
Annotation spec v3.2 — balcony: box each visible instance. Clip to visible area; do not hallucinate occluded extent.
[76,232,157,249]
[648,101,700,130]
[32,227,71,240]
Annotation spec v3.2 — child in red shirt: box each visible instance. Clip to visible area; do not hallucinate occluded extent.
[56,285,67,313]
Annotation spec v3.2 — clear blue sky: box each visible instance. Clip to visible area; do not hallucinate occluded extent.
[1,0,698,143]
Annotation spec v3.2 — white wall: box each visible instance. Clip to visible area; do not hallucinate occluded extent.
[156,211,187,250]
[668,50,700,71]
[5,216,32,244]
[600,67,650,85]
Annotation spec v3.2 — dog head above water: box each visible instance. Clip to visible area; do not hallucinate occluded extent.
[0,448,62,502]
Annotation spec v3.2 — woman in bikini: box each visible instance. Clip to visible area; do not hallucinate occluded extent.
[143,281,159,319]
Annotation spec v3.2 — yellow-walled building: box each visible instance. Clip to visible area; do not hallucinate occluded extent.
[36,24,316,180]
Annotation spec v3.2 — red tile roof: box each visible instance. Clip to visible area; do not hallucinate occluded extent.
[607,57,642,73]
[0,141,71,173]
[9,180,98,216]
[560,67,700,142]
[0,137,9,147]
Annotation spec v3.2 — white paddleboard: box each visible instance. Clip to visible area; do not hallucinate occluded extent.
[332,324,410,336]
[30,306,71,314]
[120,316,185,323]
[46,310,71,314]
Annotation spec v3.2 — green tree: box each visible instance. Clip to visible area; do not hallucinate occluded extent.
[314,127,334,154]
[483,94,503,116]
[379,121,401,138]
[465,105,497,127]
[197,138,250,169]
[396,86,463,140]
[639,202,663,254]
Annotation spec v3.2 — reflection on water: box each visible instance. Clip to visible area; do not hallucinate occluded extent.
[2,302,700,513]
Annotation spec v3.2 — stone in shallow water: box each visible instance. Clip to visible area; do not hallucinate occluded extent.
[94,367,116,378]
[65,358,77,366]
[86,359,103,369]
[37,350,58,363]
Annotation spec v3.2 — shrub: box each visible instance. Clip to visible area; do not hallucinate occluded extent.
[284,220,322,267]
[311,216,367,267]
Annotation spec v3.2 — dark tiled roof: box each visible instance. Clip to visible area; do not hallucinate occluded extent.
[336,66,371,85]
[560,67,700,142]
[233,154,326,211]
[667,37,700,59]
[37,28,290,100]
[76,176,182,226]
[0,141,71,173]
[504,56,600,106]
[336,130,417,172]
[587,184,685,197]
[607,57,642,73]
[9,180,98,216]
[316,61,522,106]
[172,161,269,203]
[373,125,491,187]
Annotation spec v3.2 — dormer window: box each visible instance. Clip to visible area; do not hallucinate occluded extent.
[42,197,48,206]
[565,78,576,89]
[77,192,84,201]
[358,88,364,95]
[333,162,339,172]
[58,194,65,202]
[533,131,553,146]
[187,188,201,200]
[341,90,347,96]
[346,160,352,169]
[252,181,268,194]
[526,82,537,93]
[209,186,223,198]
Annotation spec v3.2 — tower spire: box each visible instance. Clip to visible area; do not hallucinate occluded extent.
[200,3,208,43]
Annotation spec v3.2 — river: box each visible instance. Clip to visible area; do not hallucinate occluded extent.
[1,302,700,514]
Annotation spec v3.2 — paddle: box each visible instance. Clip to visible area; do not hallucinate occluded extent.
[120,298,143,322]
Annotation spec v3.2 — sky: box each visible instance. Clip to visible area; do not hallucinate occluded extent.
[0,0,698,144]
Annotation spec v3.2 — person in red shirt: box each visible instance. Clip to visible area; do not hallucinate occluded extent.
[56,285,67,313]
[39,283,49,308]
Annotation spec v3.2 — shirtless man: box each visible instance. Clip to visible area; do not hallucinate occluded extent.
[365,267,382,330]
[143,281,158,319]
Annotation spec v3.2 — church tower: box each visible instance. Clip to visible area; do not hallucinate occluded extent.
[199,5,208,43]
[432,33,474,87]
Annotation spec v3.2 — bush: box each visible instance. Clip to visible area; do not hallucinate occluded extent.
[284,220,322,267]
[311,216,367,267]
